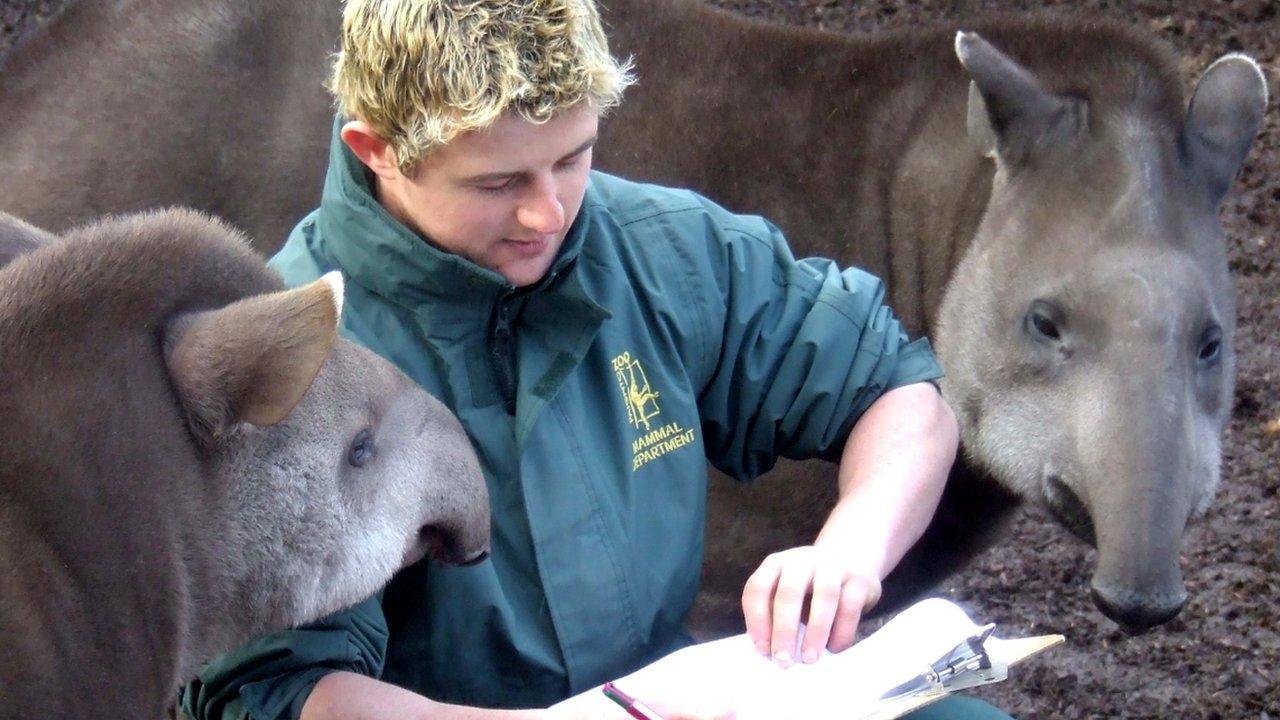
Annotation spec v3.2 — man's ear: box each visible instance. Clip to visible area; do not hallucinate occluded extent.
[341,121,402,180]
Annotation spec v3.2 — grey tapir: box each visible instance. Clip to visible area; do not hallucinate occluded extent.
[0,209,490,718]
[0,1,1267,629]
[597,7,1268,631]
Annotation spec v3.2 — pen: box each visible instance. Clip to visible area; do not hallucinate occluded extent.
[602,681,666,720]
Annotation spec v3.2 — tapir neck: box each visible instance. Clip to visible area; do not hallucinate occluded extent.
[173,473,301,683]
[170,483,239,684]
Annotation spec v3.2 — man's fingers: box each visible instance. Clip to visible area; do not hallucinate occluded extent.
[799,564,842,663]
[741,555,782,655]
[768,557,813,666]
[828,578,876,652]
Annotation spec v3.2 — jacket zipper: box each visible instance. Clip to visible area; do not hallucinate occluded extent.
[491,296,518,415]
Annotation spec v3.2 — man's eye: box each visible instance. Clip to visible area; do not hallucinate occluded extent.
[477,179,514,193]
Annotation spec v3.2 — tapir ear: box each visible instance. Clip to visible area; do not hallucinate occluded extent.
[1181,53,1268,205]
[164,272,345,446]
[0,212,57,268]
[956,31,1086,165]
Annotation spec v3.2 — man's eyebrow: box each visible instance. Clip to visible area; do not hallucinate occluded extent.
[459,136,597,184]
[559,136,598,162]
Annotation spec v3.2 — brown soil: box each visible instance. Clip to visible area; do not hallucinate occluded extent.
[2,1,1276,718]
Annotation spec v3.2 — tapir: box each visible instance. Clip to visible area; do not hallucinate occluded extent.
[0,208,490,718]
[598,7,1268,632]
[0,1,1267,629]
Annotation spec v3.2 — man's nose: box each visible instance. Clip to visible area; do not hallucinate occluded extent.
[516,181,565,235]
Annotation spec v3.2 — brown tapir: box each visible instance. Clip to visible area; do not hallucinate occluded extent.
[0,1,1268,630]
[0,209,490,719]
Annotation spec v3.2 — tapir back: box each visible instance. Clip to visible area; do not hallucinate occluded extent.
[0,0,337,243]
[598,4,1187,333]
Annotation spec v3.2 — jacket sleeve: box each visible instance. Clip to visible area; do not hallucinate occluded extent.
[178,594,389,720]
[685,202,943,482]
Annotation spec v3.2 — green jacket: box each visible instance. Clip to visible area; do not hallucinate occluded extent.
[179,120,943,719]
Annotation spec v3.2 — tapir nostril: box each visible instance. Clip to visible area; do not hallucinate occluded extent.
[418,525,489,567]
[460,549,490,567]
[418,525,453,563]
[1091,586,1186,632]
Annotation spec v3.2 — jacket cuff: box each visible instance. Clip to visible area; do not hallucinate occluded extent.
[179,595,389,720]
[818,337,945,464]
[884,337,945,392]
[238,667,334,720]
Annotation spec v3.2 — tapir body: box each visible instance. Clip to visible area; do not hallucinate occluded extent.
[0,209,490,718]
[0,0,1266,629]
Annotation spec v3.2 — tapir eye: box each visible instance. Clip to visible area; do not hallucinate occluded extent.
[1197,325,1223,364]
[1024,301,1063,342]
[348,428,376,467]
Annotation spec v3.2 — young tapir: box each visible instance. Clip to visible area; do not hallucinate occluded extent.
[0,209,490,718]
[0,1,1268,630]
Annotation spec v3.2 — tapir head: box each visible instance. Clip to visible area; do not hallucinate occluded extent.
[937,33,1267,629]
[0,209,491,692]
[162,262,492,644]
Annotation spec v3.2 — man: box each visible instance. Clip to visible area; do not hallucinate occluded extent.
[181,1,1011,718]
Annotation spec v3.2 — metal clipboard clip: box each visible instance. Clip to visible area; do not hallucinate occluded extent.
[877,623,1004,701]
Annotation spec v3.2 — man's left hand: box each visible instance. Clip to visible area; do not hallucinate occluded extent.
[741,545,882,667]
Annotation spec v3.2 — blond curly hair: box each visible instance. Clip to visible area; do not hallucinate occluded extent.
[330,0,634,172]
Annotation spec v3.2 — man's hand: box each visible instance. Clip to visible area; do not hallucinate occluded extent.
[741,545,882,666]
[740,382,957,668]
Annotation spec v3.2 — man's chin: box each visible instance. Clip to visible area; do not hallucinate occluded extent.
[498,257,557,287]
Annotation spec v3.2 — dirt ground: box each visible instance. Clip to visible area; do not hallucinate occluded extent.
[2,0,1276,718]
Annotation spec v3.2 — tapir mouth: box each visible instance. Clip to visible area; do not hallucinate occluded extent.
[406,525,490,568]
[1045,474,1096,546]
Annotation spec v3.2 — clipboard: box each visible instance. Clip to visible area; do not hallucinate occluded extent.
[855,619,1064,720]
[614,597,1064,720]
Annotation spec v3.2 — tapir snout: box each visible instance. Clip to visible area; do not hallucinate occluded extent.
[1079,378,1201,630]
[389,385,492,570]
[1054,257,1224,630]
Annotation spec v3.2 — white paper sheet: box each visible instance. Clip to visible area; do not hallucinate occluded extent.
[617,598,987,719]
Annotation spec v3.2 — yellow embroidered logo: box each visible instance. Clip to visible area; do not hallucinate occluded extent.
[612,350,697,471]
[612,350,661,430]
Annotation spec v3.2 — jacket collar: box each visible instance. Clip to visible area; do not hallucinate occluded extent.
[314,116,600,327]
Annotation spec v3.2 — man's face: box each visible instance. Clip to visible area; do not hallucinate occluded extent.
[378,103,599,287]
